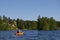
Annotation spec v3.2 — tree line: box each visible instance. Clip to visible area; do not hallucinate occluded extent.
[0,15,60,30]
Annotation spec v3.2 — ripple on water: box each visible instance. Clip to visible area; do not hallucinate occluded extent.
[0,30,60,40]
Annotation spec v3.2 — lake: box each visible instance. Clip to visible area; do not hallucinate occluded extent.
[0,30,60,40]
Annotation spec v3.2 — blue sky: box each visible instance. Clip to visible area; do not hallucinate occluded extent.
[0,0,60,21]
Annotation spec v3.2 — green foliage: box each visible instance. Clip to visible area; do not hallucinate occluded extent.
[50,17,57,30]
[0,15,59,30]
[37,15,42,30]
[37,15,57,30]
[31,21,37,30]
[16,18,20,29]
[16,19,24,29]
[0,16,17,30]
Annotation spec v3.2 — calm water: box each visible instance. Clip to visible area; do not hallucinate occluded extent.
[0,30,60,40]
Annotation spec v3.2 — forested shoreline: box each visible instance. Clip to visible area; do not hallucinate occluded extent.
[0,15,60,30]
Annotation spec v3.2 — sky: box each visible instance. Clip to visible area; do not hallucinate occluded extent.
[0,0,60,21]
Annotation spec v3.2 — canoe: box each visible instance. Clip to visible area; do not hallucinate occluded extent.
[16,32,24,36]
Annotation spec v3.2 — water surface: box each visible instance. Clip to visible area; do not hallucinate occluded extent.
[0,30,60,40]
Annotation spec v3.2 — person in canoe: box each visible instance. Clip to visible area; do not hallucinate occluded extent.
[16,29,24,36]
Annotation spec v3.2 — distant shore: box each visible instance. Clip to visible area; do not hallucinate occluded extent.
[0,15,60,30]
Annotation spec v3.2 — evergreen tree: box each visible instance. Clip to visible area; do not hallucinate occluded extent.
[37,15,42,30]
[16,18,20,29]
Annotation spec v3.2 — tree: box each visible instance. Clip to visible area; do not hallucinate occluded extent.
[31,21,37,30]
[19,19,24,29]
[0,16,2,24]
[42,17,50,30]
[50,17,57,30]
[16,18,20,29]
[37,15,42,30]
[16,18,23,30]
[25,20,31,30]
